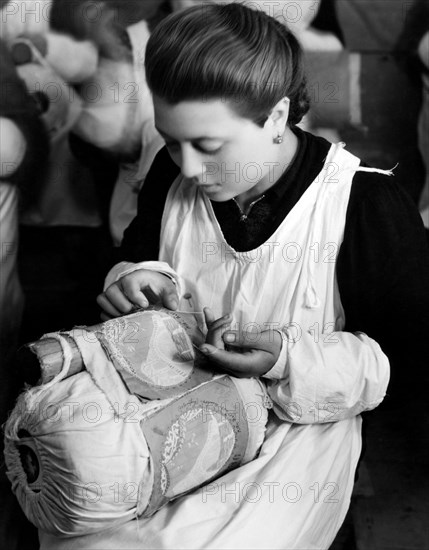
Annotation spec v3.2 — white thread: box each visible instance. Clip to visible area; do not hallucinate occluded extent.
[355,163,399,176]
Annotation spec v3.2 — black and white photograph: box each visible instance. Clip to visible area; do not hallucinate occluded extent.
[1,1,428,549]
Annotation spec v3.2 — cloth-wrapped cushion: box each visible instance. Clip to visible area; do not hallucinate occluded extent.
[4,309,269,537]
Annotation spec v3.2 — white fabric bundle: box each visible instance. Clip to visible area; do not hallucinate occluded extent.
[4,310,268,537]
[4,368,151,536]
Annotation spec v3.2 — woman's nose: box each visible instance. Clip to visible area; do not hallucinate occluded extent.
[180,145,204,180]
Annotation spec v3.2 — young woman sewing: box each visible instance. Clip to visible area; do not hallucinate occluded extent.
[92,4,429,549]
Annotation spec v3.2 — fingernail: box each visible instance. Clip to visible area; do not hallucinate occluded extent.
[199,347,209,354]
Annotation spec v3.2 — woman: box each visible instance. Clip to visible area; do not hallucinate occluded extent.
[82,3,427,549]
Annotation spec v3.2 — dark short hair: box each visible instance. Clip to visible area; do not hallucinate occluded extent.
[145,3,310,127]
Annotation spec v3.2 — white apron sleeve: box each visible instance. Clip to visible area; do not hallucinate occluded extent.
[264,330,390,423]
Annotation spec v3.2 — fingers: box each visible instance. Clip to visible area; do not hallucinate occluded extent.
[203,307,216,326]
[137,274,178,310]
[97,270,179,318]
[205,309,231,331]
[160,284,179,311]
[223,328,281,355]
[96,288,132,318]
[204,308,232,348]
[96,279,146,318]
[199,328,282,377]
[199,344,271,377]
[121,277,150,309]
[100,311,113,322]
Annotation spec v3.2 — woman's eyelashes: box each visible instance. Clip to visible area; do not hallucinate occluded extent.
[193,142,223,154]
[165,141,222,155]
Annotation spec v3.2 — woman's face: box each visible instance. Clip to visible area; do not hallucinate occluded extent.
[153,95,290,203]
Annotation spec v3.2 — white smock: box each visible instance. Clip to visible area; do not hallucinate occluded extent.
[40,142,390,549]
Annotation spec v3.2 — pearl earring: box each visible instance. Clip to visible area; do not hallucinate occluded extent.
[274,133,283,144]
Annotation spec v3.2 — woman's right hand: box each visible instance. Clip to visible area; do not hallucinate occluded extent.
[97,269,179,321]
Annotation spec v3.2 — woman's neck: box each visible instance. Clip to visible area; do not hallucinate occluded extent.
[234,128,299,213]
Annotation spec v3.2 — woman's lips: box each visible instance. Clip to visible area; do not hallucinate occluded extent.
[199,184,222,193]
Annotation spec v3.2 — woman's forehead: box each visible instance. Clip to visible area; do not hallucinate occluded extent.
[153,95,251,139]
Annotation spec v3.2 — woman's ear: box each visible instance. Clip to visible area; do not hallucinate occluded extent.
[268,97,290,135]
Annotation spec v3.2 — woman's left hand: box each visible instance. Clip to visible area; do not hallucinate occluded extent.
[201,308,282,378]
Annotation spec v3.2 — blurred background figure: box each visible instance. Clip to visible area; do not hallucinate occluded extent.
[0,3,166,545]
[0,38,48,411]
[51,0,164,244]
[0,0,166,342]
